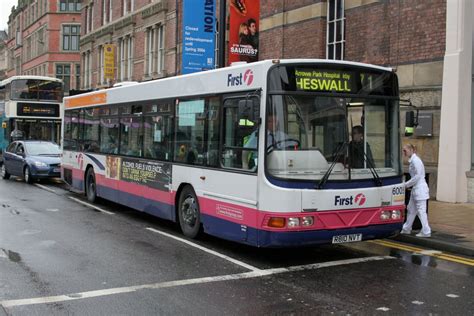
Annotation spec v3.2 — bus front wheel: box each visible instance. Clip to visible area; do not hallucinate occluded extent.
[178,186,201,239]
[85,168,97,203]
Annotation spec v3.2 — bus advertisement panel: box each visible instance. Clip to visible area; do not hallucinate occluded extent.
[62,59,404,248]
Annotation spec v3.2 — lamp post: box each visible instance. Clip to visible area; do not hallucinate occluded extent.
[218,0,226,68]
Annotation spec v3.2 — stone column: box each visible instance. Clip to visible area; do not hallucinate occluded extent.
[437,0,473,202]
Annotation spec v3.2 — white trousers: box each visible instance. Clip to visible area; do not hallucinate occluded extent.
[402,197,431,235]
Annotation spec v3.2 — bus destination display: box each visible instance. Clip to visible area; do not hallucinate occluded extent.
[295,69,355,93]
[17,103,60,117]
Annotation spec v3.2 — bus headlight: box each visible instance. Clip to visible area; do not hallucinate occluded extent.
[301,216,314,226]
[287,217,300,228]
[391,210,402,220]
[380,211,391,220]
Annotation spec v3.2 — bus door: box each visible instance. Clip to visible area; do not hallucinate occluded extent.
[201,95,260,242]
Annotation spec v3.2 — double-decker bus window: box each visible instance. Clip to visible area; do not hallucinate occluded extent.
[83,108,100,153]
[11,79,63,101]
[120,116,143,157]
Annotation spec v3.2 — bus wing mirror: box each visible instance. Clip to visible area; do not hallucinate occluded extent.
[238,99,257,121]
[405,111,417,136]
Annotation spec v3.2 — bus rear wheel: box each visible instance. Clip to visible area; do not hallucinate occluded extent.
[178,186,201,239]
[85,168,97,203]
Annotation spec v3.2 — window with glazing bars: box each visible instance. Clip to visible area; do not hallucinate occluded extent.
[327,0,345,60]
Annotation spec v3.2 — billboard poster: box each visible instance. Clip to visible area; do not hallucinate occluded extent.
[106,156,172,192]
[182,0,216,74]
[228,0,260,64]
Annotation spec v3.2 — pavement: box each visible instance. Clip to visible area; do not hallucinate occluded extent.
[392,200,474,258]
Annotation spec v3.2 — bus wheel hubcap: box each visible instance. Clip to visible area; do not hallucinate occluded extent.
[181,196,197,226]
[88,177,95,195]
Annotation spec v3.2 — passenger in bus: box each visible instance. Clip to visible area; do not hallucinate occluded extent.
[348,125,374,168]
[10,127,24,141]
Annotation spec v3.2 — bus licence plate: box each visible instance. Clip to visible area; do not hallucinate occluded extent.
[332,234,362,244]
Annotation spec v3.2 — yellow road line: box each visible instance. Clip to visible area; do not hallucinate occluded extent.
[368,240,474,266]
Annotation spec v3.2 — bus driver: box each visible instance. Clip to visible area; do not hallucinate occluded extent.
[243,113,295,170]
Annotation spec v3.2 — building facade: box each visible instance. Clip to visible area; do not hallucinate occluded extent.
[0,31,7,80]
[5,0,82,93]
[79,0,178,89]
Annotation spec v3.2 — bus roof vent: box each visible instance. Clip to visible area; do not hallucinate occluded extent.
[113,81,139,88]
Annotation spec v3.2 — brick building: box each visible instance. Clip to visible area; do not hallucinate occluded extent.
[79,0,178,89]
[0,31,7,80]
[5,0,82,93]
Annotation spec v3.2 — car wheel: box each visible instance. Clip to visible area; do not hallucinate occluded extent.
[24,166,34,184]
[1,164,10,180]
[85,168,97,203]
[178,186,202,239]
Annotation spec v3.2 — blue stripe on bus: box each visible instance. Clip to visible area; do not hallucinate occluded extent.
[267,176,403,190]
[85,154,106,170]
[96,184,175,221]
[256,223,402,247]
[201,214,402,247]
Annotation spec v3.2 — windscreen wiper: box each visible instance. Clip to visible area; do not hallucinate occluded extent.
[364,151,383,186]
[317,141,348,189]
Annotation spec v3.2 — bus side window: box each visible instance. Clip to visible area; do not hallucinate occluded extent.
[205,97,220,167]
[143,114,171,161]
[221,97,259,171]
[174,99,206,165]
[83,108,100,153]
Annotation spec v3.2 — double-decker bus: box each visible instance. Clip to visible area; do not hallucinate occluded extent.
[62,59,405,247]
[0,76,63,157]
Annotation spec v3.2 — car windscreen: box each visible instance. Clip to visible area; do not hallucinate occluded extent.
[25,143,61,156]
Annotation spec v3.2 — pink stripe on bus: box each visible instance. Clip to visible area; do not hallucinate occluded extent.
[68,167,404,232]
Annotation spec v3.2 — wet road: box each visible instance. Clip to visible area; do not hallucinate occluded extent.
[0,177,473,315]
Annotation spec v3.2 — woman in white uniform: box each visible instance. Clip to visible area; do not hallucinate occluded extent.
[401,143,431,237]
